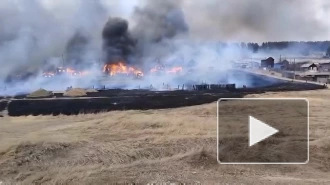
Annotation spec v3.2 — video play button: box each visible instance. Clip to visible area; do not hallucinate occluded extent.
[249,116,279,147]
[217,98,309,164]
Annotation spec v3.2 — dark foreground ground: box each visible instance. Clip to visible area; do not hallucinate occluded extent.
[0,81,325,116]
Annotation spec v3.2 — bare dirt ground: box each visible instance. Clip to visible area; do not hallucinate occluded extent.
[1,89,330,184]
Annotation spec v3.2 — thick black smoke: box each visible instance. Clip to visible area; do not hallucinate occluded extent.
[101,0,189,64]
[102,18,136,63]
[65,32,90,67]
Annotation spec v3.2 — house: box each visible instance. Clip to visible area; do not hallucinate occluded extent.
[274,59,290,70]
[296,72,330,83]
[280,59,289,68]
[300,63,318,72]
[261,57,275,68]
[319,62,330,72]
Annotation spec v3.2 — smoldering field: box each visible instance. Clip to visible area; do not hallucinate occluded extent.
[1,0,330,96]
[1,90,330,184]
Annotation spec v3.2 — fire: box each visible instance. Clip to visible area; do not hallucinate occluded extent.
[103,62,143,76]
[65,68,87,76]
[42,67,89,78]
[166,67,183,74]
[66,68,75,74]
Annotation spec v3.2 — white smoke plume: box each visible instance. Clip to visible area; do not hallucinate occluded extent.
[0,0,127,78]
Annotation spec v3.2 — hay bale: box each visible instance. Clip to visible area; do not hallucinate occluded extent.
[27,89,52,98]
[63,88,87,97]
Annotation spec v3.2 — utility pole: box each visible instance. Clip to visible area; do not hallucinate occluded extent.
[62,54,65,68]
[293,58,296,80]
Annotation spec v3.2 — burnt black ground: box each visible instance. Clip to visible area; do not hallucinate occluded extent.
[7,91,243,116]
[0,81,325,117]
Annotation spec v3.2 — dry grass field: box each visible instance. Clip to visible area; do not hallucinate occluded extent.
[1,89,330,184]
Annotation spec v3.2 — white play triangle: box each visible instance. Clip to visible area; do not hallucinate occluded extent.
[249,116,279,147]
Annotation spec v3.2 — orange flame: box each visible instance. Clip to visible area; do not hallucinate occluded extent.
[63,68,90,76]
[43,67,90,78]
[103,62,143,76]
[66,68,75,74]
[166,67,183,74]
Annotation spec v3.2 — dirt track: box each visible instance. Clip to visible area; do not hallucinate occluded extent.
[1,89,330,184]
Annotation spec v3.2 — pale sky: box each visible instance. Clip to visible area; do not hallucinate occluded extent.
[4,0,330,42]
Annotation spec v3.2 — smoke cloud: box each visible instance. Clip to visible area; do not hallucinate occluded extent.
[182,0,330,42]
[132,0,188,43]
[131,0,189,62]
[102,18,136,63]
[1,0,330,95]
[101,0,189,64]
[65,32,90,67]
[0,0,111,78]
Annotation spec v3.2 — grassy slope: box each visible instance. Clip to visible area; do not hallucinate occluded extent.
[0,90,330,184]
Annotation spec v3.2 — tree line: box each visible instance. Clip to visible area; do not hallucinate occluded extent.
[219,41,330,55]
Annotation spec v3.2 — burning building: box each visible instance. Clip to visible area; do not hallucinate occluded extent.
[42,66,89,78]
[103,62,143,78]
[166,66,183,74]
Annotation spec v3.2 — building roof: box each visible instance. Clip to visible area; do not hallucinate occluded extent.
[300,63,318,68]
[320,62,330,65]
[261,57,274,61]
